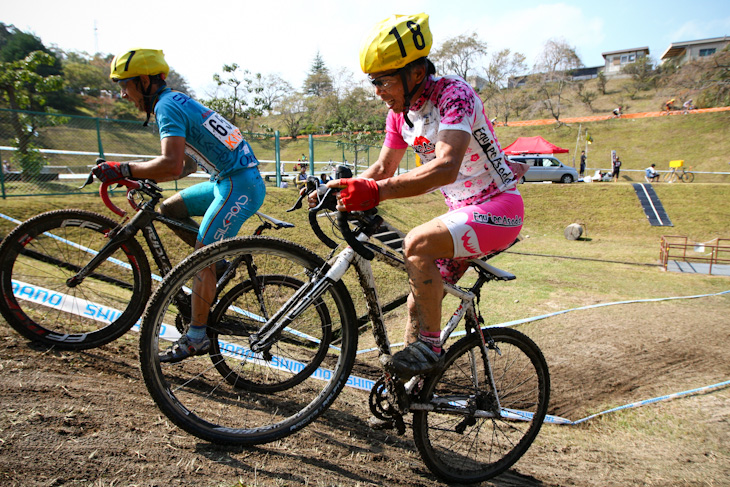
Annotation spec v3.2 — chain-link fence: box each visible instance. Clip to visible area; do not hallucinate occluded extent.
[0,108,422,198]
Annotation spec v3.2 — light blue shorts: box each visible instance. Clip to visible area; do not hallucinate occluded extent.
[178,167,266,245]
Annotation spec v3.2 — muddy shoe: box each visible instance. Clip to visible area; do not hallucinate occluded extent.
[380,341,444,380]
[159,335,211,363]
[367,416,394,430]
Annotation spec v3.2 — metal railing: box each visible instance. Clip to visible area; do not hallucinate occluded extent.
[660,236,730,274]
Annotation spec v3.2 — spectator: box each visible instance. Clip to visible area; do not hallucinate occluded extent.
[319,173,330,184]
[612,155,622,182]
[645,164,659,183]
[579,150,586,177]
[296,164,308,189]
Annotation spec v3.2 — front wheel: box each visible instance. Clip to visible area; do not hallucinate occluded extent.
[663,171,677,183]
[560,174,574,183]
[0,210,151,350]
[139,236,358,445]
[681,171,694,183]
[413,327,550,483]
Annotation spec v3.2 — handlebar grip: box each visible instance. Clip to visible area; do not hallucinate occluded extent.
[337,212,374,260]
[100,181,126,217]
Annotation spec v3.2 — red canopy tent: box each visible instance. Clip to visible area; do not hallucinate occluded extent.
[502,136,569,155]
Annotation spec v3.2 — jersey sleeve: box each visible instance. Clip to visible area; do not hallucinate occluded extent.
[155,99,187,139]
[436,78,476,134]
[383,111,408,150]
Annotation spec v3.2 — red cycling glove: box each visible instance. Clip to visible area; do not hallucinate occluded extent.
[338,178,380,211]
[92,160,131,183]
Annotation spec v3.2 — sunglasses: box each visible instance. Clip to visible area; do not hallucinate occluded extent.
[368,71,401,90]
[117,77,138,90]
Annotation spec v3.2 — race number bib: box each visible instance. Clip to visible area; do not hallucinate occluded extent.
[203,113,244,151]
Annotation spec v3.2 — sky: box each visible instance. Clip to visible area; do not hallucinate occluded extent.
[3,0,730,97]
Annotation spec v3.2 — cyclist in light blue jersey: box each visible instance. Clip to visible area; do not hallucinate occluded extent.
[92,48,266,362]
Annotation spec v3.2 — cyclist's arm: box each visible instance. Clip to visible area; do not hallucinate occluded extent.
[359,145,407,180]
[375,129,469,202]
[127,136,187,182]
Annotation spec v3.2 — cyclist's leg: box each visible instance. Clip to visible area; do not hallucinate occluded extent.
[160,181,215,248]
[161,169,265,362]
[390,190,524,378]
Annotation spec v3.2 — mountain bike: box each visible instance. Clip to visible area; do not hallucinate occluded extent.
[663,166,694,183]
[0,177,293,350]
[138,178,550,483]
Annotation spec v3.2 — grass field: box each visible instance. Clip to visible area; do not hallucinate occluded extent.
[2,180,728,329]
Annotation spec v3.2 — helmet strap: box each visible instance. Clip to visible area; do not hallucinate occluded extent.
[399,67,427,129]
[141,81,167,127]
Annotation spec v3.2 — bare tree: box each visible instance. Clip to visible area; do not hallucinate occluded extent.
[254,74,293,115]
[276,92,308,139]
[482,48,528,124]
[532,38,582,125]
[430,32,488,79]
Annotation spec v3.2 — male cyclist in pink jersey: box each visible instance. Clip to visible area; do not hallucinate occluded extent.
[325,14,526,379]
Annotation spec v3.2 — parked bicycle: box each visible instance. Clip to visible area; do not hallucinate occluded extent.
[138,177,550,484]
[0,176,293,350]
[663,166,694,183]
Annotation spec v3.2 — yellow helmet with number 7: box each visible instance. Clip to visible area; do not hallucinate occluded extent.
[359,13,433,73]
[109,49,169,81]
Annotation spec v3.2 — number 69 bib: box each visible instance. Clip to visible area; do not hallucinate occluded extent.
[202,113,244,151]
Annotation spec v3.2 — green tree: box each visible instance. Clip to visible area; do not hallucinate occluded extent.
[0,51,63,176]
[621,55,656,95]
[166,68,193,95]
[430,32,488,79]
[303,52,333,97]
[207,63,266,129]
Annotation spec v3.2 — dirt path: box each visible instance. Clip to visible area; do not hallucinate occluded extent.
[1,294,729,487]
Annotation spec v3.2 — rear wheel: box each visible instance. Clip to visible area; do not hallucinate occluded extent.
[413,327,550,483]
[208,274,333,393]
[139,236,358,445]
[681,171,694,183]
[0,210,151,349]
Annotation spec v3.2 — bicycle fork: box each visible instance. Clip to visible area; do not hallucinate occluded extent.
[249,247,356,353]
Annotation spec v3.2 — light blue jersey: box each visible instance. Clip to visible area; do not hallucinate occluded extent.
[154,88,258,179]
[154,87,265,245]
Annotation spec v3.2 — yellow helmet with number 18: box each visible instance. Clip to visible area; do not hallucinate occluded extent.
[359,13,433,73]
[109,49,169,81]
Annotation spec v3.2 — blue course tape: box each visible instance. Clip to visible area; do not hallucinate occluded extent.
[360,289,730,424]
[547,380,730,425]
[5,211,728,424]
